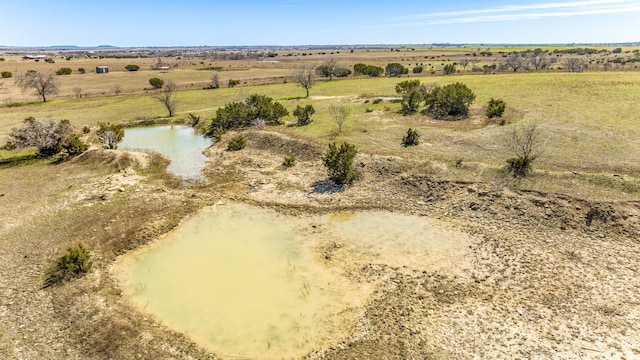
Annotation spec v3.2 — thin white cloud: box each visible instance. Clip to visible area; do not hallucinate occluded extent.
[390,0,640,26]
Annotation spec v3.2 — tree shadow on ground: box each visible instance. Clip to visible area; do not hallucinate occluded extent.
[311,179,343,194]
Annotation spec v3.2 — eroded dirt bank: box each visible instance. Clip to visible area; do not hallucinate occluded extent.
[1,131,639,359]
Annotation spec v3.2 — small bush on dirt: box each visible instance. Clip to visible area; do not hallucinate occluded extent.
[412,66,423,73]
[227,135,246,151]
[61,134,89,156]
[443,63,456,75]
[55,67,72,75]
[402,128,420,147]
[45,243,92,286]
[322,142,358,186]
[293,104,315,126]
[486,98,506,119]
[372,98,383,104]
[1,71,12,78]
[125,64,140,71]
[283,156,296,168]
[77,68,85,74]
[506,156,536,177]
[228,79,240,87]
[148,77,164,89]
[82,125,91,134]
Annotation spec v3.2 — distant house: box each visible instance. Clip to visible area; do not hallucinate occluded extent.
[96,66,109,74]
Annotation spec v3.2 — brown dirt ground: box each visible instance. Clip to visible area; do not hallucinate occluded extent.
[1,130,639,359]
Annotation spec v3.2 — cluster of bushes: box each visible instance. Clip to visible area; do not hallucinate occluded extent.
[395,80,476,119]
[316,65,351,78]
[1,71,12,78]
[385,63,408,77]
[4,117,90,158]
[207,94,288,139]
[353,63,384,77]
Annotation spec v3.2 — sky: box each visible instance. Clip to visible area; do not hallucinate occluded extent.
[1,0,639,47]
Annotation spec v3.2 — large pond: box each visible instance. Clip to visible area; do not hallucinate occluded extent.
[115,203,473,359]
[119,125,210,179]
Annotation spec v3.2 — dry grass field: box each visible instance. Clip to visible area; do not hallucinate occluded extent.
[1,45,640,359]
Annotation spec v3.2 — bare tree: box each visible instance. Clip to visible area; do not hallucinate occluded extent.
[506,123,540,177]
[293,66,314,97]
[112,84,122,96]
[564,58,586,72]
[329,104,350,134]
[97,123,124,150]
[72,87,82,99]
[15,71,58,102]
[7,117,72,156]
[317,58,338,80]
[459,58,470,71]
[504,53,525,72]
[154,80,178,117]
[528,49,548,70]
[210,74,219,89]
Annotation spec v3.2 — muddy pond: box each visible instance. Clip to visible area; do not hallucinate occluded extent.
[115,203,474,359]
[119,125,210,179]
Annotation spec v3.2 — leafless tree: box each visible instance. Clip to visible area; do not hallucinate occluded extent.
[72,87,82,99]
[15,71,58,102]
[528,49,548,70]
[293,66,314,97]
[459,58,470,71]
[112,84,122,96]
[329,104,350,134]
[564,58,586,72]
[602,62,612,71]
[154,80,178,117]
[506,123,540,177]
[210,74,219,89]
[7,117,72,156]
[504,53,525,72]
[318,58,338,80]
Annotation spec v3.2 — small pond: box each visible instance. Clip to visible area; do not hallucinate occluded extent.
[115,203,473,359]
[119,125,210,179]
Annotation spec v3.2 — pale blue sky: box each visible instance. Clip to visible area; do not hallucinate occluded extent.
[1,0,639,46]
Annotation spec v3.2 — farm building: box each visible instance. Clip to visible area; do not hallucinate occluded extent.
[96,66,109,74]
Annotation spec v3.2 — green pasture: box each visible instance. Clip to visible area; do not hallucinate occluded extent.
[1,71,639,199]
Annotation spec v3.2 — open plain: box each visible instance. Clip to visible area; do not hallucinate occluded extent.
[1,46,639,359]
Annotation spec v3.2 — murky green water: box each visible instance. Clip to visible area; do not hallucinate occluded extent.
[116,204,473,359]
[119,125,210,179]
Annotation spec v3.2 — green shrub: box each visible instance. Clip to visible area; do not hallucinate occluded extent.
[45,243,92,286]
[425,82,476,119]
[396,79,427,115]
[125,64,140,71]
[207,94,289,135]
[55,67,72,75]
[61,134,89,156]
[1,71,12,78]
[506,156,536,177]
[77,68,85,74]
[322,142,358,186]
[385,62,409,77]
[412,66,423,73]
[282,156,296,168]
[486,98,506,118]
[443,63,456,75]
[44,58,55,63]
[149,77,164,89]
[293,104,315,126]
[372,98,383,104]
[82,126,91,134]
[228,79,240,87]
[402,128,420,147]
[227,135,246,151]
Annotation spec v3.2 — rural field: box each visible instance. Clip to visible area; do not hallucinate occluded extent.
[1,45,640,359]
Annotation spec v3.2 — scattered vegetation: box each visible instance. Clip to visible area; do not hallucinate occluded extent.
[322,142,358,185]
[402,128,420,147]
